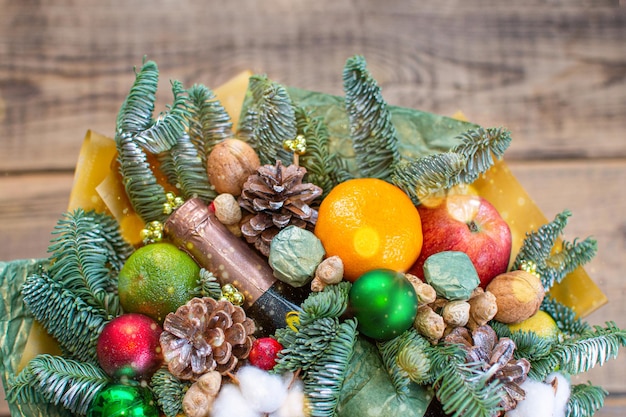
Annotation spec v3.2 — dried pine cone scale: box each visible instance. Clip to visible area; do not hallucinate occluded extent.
[239,160,322,256]
[160,297,255,381]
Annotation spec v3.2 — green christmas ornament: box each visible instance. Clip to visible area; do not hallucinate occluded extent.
[87,384,159,417]
[349,269,419,340]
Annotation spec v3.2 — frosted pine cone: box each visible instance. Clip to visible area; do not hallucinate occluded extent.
[160,297,255,381]
[239,160,322,256]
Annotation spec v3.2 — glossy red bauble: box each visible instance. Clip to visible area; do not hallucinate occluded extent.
[248,337,283,370]
[96,313,163,380]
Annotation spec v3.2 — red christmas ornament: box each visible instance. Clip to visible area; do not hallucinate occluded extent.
[248,337,283,370]
[97,313,164,380]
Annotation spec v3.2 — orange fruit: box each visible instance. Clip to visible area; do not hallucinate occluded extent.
[314,178,423,281]
[118,242,200,324]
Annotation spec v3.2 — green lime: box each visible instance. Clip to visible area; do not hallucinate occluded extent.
[118,242,199,324]
[508,310,560,340]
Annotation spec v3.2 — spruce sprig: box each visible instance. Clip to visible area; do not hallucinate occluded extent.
[451,127,511,184]
[298,281,351,326]
[115,63,189,223]
[150,368,190,417]
[529,322,626,381]
[303,319,357,417]
[186,83,233,158]
[429,344,504,417]
[567,382,608,417]
[391,152,466,205]
[343,55,400,180]
[513,210,597,291]
[195,268,223,299]
[46,209,127,317]
[158,133,216,202]
[7,354,110,415]
[22,273,109,363]
[377,329,433,398]
[295,107,353,197]
[247,74,297,165]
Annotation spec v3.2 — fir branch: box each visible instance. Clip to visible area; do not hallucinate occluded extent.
[514,210,571,271]
[150,368,190,417]
[247,74,296,165]
[117,134,169,223]
[295,107,353,197]
[303,319,358,417]
[158,133,216,202]
[540,237,598,290]
[451,127,512,184]
[567,382,608,417]
[236,107,260,149]
[390,152,466,205]
[429,344,504,417]
[186,83,233,158]
[274,317,342,373]
[7,354,110,415]
[133,80,190,154]
[531,322,626,380]
[195,268,223,299]
[343,55,400,180]
[298,281,351,326]
[116,59,158,135]
[46,209,124,317]
[377,329,433,398]
[506,330,554,363]
[22,273,109,363]
[541,296,591,336]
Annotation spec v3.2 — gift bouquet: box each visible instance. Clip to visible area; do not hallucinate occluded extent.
[1,55,624,417]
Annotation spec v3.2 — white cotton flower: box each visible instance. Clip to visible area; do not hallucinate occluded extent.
[547,372,571,417]
[211,383,260,417]
[505,378,555,417]
[238,366,289,413]
[270,378,306,417]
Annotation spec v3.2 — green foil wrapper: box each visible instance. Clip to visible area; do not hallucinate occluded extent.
[337,337,433,417]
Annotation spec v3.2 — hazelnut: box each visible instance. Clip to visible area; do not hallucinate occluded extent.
[486,270,545,324]
[206,138,260,195]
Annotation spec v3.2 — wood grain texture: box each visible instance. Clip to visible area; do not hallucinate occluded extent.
[1,1,625,415]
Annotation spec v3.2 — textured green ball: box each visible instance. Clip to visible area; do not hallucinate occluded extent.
[87,384,159,417]
[349,269,419,340]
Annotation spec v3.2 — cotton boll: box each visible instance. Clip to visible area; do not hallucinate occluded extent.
[270,378,306,417]
[211,384,259,417]
[238,366,288,413]
[505,378,555,417]
[546,372,571,417]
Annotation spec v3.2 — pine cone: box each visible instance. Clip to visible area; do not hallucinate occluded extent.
[443,325,531,412]
[239,160,322,256]
[160,297,255,381]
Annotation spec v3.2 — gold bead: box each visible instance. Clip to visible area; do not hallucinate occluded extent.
[231,292,245,306]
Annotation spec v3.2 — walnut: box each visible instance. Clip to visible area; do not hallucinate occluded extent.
[486,270,545,324]
[206,138,260,195]
[213,193,242,225]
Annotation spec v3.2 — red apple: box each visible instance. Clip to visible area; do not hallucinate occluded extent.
[409,194,512,288]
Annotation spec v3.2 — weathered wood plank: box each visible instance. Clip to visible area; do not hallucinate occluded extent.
[1,2,625,172]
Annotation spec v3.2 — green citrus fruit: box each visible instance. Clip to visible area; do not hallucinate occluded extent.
[118,242,199,324]
[508,310,559,340]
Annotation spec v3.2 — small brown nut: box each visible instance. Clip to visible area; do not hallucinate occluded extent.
[311,276,326,292]
[486,270,545,324]
[315,256,344,285]
[405,273,437,305]
[182,371,222,417]
[206,138,260,195]
[442,300,470,327]
[414,305,446,343]
[467,290,498,330]
[213,193,242,225]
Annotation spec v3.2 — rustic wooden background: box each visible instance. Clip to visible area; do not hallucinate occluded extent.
[1,1,625,415]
